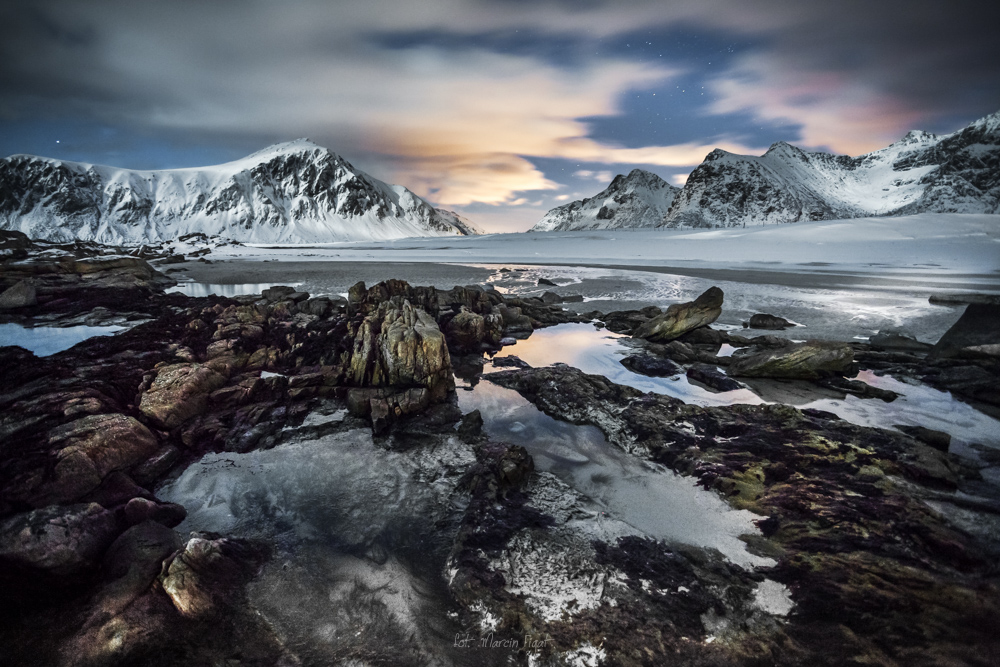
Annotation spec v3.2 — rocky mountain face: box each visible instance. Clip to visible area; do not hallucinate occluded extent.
[664,110,1000,228]
[0,140,481,244]
[530,169,680,232]
[532,110,999,231]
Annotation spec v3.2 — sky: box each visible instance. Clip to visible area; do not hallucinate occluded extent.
[1,0,997,233]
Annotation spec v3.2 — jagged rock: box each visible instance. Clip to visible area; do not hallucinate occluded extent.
[686,364,743,392]
[457,409,486,443]
[445,307,502,353]
[496,304,533,335]
[42,414,160,505]
[634,287,724,342]
[932,303,1000,358]
[139,363,229,429]
[0,280,37,309]
[747,313,793,330]
[0,503,120,575]
[728,341,855,379]
[159,536,245,618]
[347,298,453,402]
[538,277,557,286]
[620,354,682,377]
[492,355,531,369]
[870,331,933,353]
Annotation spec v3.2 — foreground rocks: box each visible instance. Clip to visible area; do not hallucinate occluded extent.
[633,286,724,342]
[728,340,856,379]
[487,365,1000,666]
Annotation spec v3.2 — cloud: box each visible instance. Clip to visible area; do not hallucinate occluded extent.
[671,173,689,186]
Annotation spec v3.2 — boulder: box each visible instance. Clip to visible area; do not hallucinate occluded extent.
[538,277,557,286]
[620,354,682,377]
[870,331,933,353]
[260,285,297,302]
[0,280,37,309]
[496,304,533,335]
[747,313,792,330]
[346,298,454,402]
[0,229,32,260]
[139,363,228,429]
[541,291,563,305]
[0,503,120,575]
[728,341,855,379]
[686,365,744,392]
[159,537,226,618]
[43,414,160,504]
[634,287,724,342]
[446,308,486,352]
[932,304,1000,358]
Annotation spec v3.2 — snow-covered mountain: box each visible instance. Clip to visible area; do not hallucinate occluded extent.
[662,110,1000,228]
[0,139,480,244]
[531,169,680,232]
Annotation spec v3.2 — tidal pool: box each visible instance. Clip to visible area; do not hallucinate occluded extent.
[0,322,126,356]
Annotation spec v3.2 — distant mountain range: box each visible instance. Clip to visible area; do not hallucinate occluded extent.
[0,139,481,244]
[532,110,1000,231]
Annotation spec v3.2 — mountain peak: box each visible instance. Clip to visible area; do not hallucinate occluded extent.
[242,138,327,161]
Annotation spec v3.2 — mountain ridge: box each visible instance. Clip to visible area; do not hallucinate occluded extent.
[0,139,480,244]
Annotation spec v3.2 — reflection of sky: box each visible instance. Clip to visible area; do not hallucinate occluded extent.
[487,323,1000,451]
[0,323,125,357]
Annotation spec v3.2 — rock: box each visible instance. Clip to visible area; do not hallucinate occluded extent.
[0,503,120,575]
[634,287,724,342]
[496,304,533,335]
[620,354,682,377]
[499,337,517,346]
[458,409,486,443]
[677,326,729,346]
[932,304,1000,358]
[929,293,1000,306]
[260,285,297,302]
[492,355,531,369]
[159,536,228,618]
[541,291,562,305]
[747,313,793,330]
[870,331,933,353]
[43,414,161,504]
[562,294,585,303]
[0,280,37,309]
[728,341,855,379]
[894,425,952,452]
[686,364,743,392]
[123,497,188,528]
[537,277,557,286]
[347,298,454,402]
[445,308,487,352]
[818,377,900,402]
[139,363,228,429]
[0,229,32,260]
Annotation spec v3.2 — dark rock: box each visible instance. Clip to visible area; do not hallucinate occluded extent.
[561,294,585,303]
[677,326,729,346]
[123,497,187,528]
[540,291,562,305]
[0,503,120,575]
[492,355,531,369]
[818,377,900,402]
[620,354,681,377]
[686,364,743,392]
[537,277,557,286]
[0,280,37,309]
[748,313,793,330]
[932,303,1000,359]
[729,341,855,379]
[634,287,724,342]
[894,425,952,452]
[138,363,229,429]
[929,293,1000,306]
[457,409,485,443]
[870,331,933,353]
[0,230,32,260]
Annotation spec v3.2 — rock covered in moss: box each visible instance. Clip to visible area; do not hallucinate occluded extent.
[728,340,855,379]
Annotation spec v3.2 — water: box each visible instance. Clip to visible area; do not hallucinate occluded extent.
[0,322,126,356]
[488,323,1000,452]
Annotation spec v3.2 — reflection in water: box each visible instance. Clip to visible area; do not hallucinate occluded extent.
[0,322,125,356]
[167,282,297,297]
[458,380,771,568]
[490,323,1000,451]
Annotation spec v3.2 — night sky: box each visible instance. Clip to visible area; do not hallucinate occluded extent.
[1,0,997,232]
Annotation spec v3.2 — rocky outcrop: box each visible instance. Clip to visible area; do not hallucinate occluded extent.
[0,503,120,575]
[728,340,855,379]
[932,303,1000,359]
[634,287,724,342]
[347,297,453,403]
[139,363,229,429]
[0,280,36,309]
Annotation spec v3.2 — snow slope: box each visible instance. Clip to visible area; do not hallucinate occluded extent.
[0,139,480,244]
[531,169,680,232]
[662,110,1000,228]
